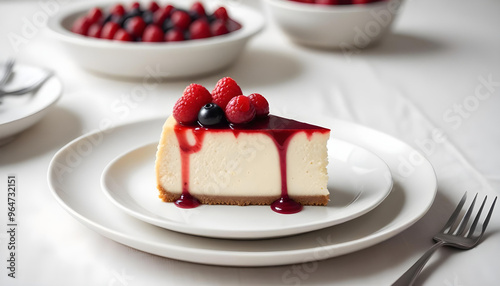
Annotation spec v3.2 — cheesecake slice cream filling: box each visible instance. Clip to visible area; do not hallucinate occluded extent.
[155,115,330,206]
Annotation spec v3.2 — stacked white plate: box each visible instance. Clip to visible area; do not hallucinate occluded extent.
[47,117,436,266]
[0,64,62,145]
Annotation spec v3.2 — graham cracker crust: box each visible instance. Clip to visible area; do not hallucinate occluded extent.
[158,185,329,206]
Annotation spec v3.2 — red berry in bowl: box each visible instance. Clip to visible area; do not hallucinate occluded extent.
[315,0,352,4]
[87,7,103,24]
[210,20,229,36]
[153,5,174,26]
[171,10,191,30]
[125,16,146,38]
[225,95,256,124]
[190,2,206,17]
[189,19,211,40]
[142,25,164,42]
[110,4,125,16]
[212,77,243,110]
[113,29,133,41]
[87,23,102,38]
[148,1,160,12]
[71,16,91,36]
[165,28,185,42]
[101,21,120,39]
[164,5,175,16]
[173,84,213,124]
[131,2,141,10]
[248,93,269,117]
[352,0,379,4]
[213,7,229,21]
[315,0,335,4]
[70,3,242,43]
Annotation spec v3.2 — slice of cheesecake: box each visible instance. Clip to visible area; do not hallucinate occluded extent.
[155,77,330,214]
[155,115,330,213]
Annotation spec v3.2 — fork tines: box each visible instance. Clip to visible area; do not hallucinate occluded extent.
[443,192,497,237]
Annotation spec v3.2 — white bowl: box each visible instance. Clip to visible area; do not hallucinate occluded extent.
[47,0,264,78]
[264,0,404,49]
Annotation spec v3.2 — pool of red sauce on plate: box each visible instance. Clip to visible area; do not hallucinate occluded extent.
[173,115,329,214]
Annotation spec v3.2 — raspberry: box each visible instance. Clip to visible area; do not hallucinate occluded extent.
[131,2,141,10]
[165,28,184,42]
[211,77,242,110]
[100,21,120,39]
[87,7,103,24]
[352,0,378,4]
[225,95,256,124]
[148,1,160,12]
[71,16,91,36]
[153,5,173,26]
[173,84,212,124]
[190,2,206,17]
[189,19,211,40]
[125,16,146,38]
[210,20,229,36]
[142,25,164,42]
[110,4,125,16]
[248,93,269,117]
[113,29,133,41]
[171,10,191,30]
[315,0,336,4]
[213,7,229,22]
[87,23,102,38]
[315,0,352,4]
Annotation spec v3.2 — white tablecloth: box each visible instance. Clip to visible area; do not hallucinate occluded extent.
[1,0,499,285]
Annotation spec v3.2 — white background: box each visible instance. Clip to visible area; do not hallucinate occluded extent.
[0,0,499,285]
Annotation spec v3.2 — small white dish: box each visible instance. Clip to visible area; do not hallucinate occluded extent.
[101,139,393,239]
[47,0,265,78]
[264,0,404,49]
[48,117,436,266]
[0,64,62,145]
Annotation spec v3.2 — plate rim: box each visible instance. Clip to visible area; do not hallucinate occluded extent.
[47,117,437,266]
[100,139,394,239]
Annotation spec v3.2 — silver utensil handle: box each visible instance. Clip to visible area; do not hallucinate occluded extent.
[392,240,446,286]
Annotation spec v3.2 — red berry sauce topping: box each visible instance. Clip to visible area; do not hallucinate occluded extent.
[70,2,242,43]
[170,78,328,214]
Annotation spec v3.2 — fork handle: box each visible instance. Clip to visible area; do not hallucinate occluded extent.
[391,240,446,286]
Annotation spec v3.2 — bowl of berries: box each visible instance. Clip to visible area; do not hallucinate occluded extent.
[47,1,264,78]
[264,0,404,49]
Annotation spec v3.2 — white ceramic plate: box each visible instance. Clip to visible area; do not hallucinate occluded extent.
[47,0,264,78]
[101,139,393,239]
[0,64,62,145]
[47,117,436,266]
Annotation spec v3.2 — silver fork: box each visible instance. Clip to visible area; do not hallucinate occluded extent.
[0,70,54,97]
[392,192,497,286]
[0,58,15,87]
